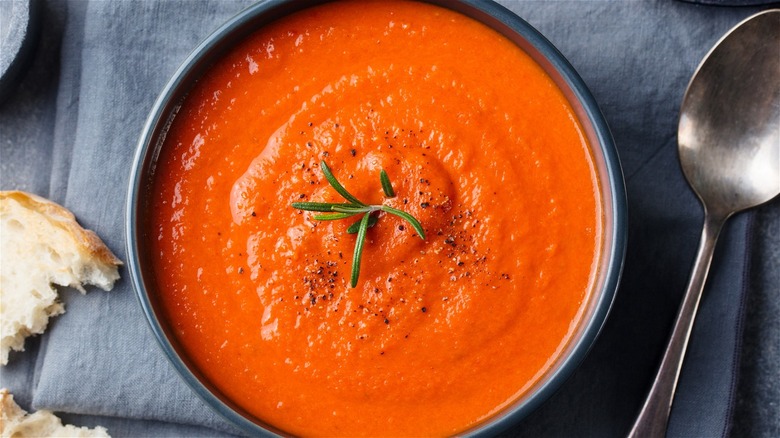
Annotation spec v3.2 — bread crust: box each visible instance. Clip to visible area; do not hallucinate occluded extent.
[0,191,122,268]
[0,191,122,365]
[0,388,111,437]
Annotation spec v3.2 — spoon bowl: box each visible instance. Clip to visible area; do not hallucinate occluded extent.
[630,9,780,437]
[678,9,780,216]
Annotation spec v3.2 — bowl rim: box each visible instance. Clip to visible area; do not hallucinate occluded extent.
[126,0,627,436]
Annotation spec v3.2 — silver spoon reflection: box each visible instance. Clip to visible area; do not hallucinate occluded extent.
[629,9,780,438]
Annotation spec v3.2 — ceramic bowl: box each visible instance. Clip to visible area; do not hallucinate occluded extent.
[127,1,626,435]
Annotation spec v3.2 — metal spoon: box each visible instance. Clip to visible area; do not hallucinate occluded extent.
[629,9,780,438]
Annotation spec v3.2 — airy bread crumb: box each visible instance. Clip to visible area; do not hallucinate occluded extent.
[0,389,110,437]
[0,191,122,365]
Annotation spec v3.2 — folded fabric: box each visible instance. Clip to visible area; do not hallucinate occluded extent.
[31,1,256,434]
[1,0,763,436]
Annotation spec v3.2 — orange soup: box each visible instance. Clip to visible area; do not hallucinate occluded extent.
[150,1,601,436]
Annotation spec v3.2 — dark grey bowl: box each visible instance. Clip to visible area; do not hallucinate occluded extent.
[126,1,627,436]
[0,0,41,103]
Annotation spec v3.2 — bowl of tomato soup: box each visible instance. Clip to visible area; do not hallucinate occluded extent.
[127,0,626,436]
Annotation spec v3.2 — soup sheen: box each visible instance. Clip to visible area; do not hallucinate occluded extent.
[150,1,602,436]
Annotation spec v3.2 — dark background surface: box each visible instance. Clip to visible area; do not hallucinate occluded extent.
[0,1,777,437]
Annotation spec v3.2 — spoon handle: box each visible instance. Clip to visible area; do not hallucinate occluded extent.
[628,211,727,438]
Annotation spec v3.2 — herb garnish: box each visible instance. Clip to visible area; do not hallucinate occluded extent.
[292,160,425,287]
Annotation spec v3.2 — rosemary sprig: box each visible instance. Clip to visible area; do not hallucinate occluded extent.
[346,214,378,234]
[320,161,366,206]
[380,169,395,197]
[291,160,425,287]
[352,212,371,287]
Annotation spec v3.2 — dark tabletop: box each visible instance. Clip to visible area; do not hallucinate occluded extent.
[0,1,777,437]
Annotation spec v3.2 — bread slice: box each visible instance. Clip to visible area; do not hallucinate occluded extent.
[0,388,110,437]
[0,191,122,365]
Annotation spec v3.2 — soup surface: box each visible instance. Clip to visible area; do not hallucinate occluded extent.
[150,0,602,436]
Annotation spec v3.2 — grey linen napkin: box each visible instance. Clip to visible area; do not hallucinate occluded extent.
[0,0,765,436]
[3,0,253,435]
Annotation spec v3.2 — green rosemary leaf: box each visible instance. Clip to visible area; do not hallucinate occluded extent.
[346,213,378,234]
[312,212,360,221]
[351,213,371,287]
[291,160,426,288]
[381,205,426,239]
[320,160,366,206]
[331,205,373,214]
[380,169,395,198]
[291,202,351,212]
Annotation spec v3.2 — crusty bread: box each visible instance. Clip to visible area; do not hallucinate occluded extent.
[0,388,110,437]
[0,191,122,365]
